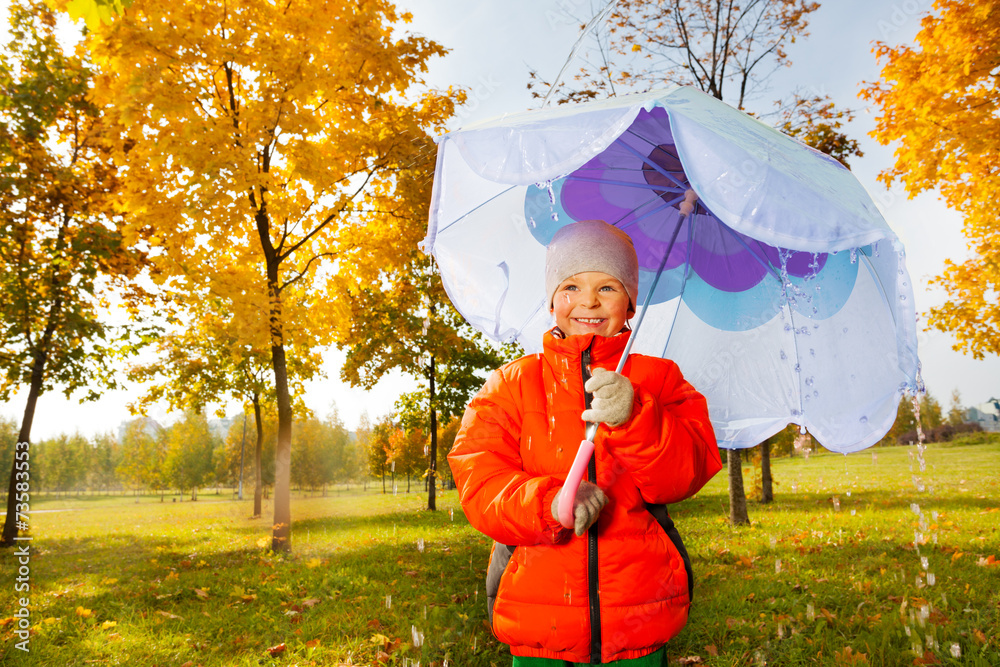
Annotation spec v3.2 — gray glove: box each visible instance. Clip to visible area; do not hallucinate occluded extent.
[581,368,633,427]
[551,480,608,536]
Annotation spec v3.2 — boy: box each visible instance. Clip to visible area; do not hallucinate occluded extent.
[449,220,722,666]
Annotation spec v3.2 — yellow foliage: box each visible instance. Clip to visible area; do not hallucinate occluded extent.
[861,1,1000,358]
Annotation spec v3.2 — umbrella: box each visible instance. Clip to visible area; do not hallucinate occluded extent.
[425,86,920,459]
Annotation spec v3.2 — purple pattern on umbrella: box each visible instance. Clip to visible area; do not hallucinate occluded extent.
[560,106,828,293]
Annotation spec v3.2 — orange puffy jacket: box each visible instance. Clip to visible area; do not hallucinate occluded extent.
[449,330,722,664]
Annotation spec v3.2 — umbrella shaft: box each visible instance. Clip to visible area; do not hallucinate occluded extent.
[615,213,687,374]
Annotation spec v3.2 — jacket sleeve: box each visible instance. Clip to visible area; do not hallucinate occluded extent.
[448,369,571,546]
[601,360,722,505]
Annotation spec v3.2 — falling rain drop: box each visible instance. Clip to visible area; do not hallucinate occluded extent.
[950,644,961,658]
[411,625,424,647]
[921,556,928,570]
[386,594,392,609]
[927,572,936,586]
[417,538,425,553]
[449,508,454,521]
[832,497,841,512]
[775,559,782,574]
[806,603,815,621]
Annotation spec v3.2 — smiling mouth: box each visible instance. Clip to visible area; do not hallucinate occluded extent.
[575,318,605,324]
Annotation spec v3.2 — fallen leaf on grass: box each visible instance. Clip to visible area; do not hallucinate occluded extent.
[100,621,117,630]
[76,607,93,618]
[972,629,987,644]
[193,588,209,600]
[306,558,322,569]
[676,656,703,665]
[912,650,941,665]
[976,555,998,567]
[265,642,286,656]
[834,646,868,665]
[156,611,183,620]
[705,645,718,657]
[301,598,321,608]
[305,638,321,648]
[820,608,837,623]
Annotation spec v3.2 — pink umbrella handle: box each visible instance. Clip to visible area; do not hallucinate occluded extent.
[557,438,596,529]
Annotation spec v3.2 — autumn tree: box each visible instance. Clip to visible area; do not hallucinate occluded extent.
[164,410,218,501]
[947,389,966,426]
[338,256,511,511]
[0,0,140,545]
[128,292,317,518]
[291,412,350,494]
[862,1,1000,359]
[117,418,168,497]
[82,0,459,552]
[366,415,395,493]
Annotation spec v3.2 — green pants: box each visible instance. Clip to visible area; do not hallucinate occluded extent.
[513,646,666,667]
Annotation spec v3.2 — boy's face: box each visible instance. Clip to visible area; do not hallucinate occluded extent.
[551,271,632,338]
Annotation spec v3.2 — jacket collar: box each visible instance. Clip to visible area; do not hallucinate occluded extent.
[542,328,631,371]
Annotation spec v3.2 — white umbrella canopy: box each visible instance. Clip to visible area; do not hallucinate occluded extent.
[425,86,920,453]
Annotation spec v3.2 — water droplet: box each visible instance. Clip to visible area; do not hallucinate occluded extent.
[809,348,815,357]
[900,294,907,302]
[842,327,848,334]
[794,363,801,373]
[779,350,787,360]
[859,416,868,424]
[805,376,814,387]
[850,248,858,264]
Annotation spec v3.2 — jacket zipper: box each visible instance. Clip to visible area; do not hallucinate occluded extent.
[581,341,602,664]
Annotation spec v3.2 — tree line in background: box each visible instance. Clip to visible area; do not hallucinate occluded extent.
[0,386,982,507]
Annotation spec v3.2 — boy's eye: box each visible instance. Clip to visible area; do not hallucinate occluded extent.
[562,285,578,291]
[599,285,616,292]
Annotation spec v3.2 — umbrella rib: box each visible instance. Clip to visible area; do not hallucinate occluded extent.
[614,196,685,231]
[565,175,687,194]
[660,218,697,358]
[612,135,689,190]
[717,223,784,282]
[434,183,519,236]
[855,247,896,328]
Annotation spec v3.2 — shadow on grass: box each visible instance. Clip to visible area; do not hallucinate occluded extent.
[0,520,502,667]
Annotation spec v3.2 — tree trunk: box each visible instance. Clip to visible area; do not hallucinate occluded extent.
[760,442,773,504]
[381,463,386,494]
[271,339,293,551]
[728,449,750,526]
[253,395,263,518]
[428,355,438,511]
[238,412,247,501]
[1,348,48,546]
[406,472,410,493]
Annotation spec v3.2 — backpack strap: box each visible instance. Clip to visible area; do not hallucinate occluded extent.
[645,502,694,602]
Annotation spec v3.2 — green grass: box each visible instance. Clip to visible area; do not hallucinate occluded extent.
[2,440,999,666]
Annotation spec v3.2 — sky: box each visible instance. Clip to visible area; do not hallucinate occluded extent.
[3,0,999,440]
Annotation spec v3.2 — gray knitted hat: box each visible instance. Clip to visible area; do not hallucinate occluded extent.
[545,220,639,314]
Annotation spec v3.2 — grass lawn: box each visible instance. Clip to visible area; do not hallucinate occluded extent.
[2,437,999,666]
